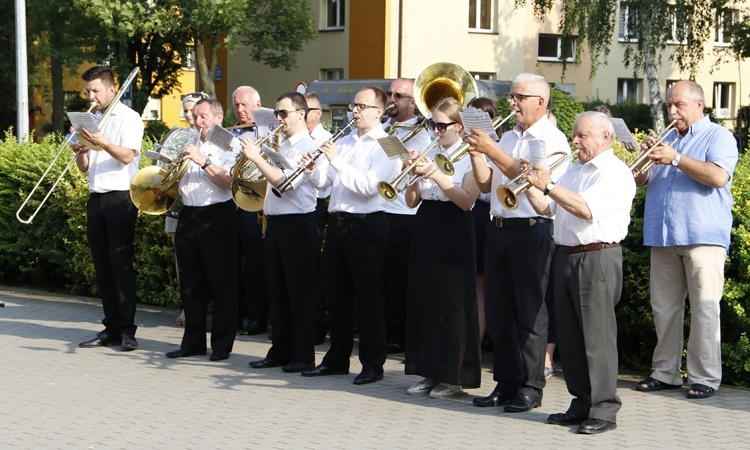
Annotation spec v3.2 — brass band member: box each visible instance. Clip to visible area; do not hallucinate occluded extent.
[75,66,144,352]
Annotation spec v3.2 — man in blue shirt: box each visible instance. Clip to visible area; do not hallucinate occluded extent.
[634,81,738,400]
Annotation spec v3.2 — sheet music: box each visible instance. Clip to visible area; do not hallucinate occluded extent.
[528,140,548,169]
[67,112,101,134]
[609,118,640,152]
[205,124,237,152]
[144,150,173,164]
[377,135,410,160]
[261,145,294,171]
[252,108,278,129]
[460,108,499,141]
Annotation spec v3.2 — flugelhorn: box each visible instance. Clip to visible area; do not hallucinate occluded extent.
[497,150,579,210]
[378,139,441,201]
[271,119,357,198]
[628,119,679,177]
[230,126,284,211]
[434,111,515,176]
[16,67,140,224]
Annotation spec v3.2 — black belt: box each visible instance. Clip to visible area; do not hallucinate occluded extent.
[331,211,369,220]
[89,190,128,197]
[562,242,620,254]
[491,217,552,228]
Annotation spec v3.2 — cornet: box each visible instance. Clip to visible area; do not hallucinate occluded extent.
[628,119,679,177]
[497,150,579,210]
[378,139,441,201]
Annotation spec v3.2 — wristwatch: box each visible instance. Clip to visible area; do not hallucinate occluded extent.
[543,181,556,196]
[201,158,212,170]
[671,154,682,167]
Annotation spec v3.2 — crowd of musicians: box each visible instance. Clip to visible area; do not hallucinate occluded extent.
[71,65,738,435]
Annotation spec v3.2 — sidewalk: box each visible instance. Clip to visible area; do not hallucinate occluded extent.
[1,286,749,449]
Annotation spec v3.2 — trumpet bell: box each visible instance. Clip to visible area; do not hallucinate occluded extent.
[414,62,478,115]
[497,185,520,210]
[377,181,398,202]
[129,165,179,215]
[434,154,455,176]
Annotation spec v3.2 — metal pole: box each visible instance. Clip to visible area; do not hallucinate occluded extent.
[15,0,29,143]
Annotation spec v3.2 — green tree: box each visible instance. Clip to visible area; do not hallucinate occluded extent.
[518,0,725,131]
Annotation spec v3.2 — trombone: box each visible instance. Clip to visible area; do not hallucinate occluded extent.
[434,111,515,176]
[378,139,441,201]
[16,67,140,224]
[497,150,579,210]
[628,119,679,177]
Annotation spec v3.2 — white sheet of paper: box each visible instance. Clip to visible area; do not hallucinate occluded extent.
[205,124,237,152]
[460,108,499,141]
[67,112,101,134]
[262,145,294,171]
[610,118,640,152]
[528,140,547,168]
[377,135,410,160]
[252,108,278,129]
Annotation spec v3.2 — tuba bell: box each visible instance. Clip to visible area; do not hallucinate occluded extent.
[414,62,478,115]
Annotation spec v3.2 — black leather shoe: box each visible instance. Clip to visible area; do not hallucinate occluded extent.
[577,418,617,434]
[472,390,514,407]
[165,348,207,358]
[248,358,286,369]
[282,362,315,373]
[547,412,586,426]
[121,334,138,351]
[79,331,120,348]
[209,351,230,361]
[353,370,384,385]
[504,392,542,412]
[301,364,349,377]
[238,321,267,336]
[387,342,405,354]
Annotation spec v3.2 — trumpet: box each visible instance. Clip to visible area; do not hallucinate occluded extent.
[378,139,441,201]
[16,67,140,224]
[434,111,515,176]
[628,119,679,177]
[271,119,357,198]
[497,150,579,210]
[230,126,284,211]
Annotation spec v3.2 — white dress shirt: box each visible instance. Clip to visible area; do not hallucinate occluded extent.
[490,115,571,218]
[178,139,237,206]
[264,130,319,215]
[549,149,636,246]
[87,101,144,193]
[310,126,400,214]
[418,140,473,202]
[309,123,334,199]
[382,117,431,215]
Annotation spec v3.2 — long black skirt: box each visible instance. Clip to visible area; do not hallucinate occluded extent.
[404,200,481,388]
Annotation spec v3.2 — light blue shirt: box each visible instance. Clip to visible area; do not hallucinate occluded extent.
[643,115,738,250]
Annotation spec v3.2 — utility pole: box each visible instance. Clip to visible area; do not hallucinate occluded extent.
[15,0,29,143]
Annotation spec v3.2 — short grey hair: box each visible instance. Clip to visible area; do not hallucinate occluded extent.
[232,86,261,103]
[512,73,550,107]
[576,111,614,144]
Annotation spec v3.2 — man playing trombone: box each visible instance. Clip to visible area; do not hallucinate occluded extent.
[74,66,144,352]
[466,73,570,412]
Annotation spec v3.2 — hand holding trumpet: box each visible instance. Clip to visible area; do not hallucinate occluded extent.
[641,133,678,166]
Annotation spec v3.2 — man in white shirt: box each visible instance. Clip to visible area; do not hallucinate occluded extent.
[381,78,430,354]
[74,66,144,352]
[467,73,571,412]
[301,86,400,385]
[232,86,270,337]
[165,98,239,362]
[525,111,635,434]
[243,92,321,372]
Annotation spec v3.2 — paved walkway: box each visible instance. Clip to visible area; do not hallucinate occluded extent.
[1,286,749,449]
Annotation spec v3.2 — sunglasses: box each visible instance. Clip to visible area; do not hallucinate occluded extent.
[427,119,457,132]
[386,91,413,100]
[183,92,208,101]
[274,108,303,119]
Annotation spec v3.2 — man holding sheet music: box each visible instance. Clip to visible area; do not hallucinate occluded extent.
[165,98,239,362]
[74,66,144,352]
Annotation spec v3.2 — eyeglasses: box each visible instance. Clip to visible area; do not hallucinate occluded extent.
[427,119,457,132]
[183,92,208,101]
[386,91,413,100]
[505,93,542,103]
[274,108,303,119]
[348,103,380,111]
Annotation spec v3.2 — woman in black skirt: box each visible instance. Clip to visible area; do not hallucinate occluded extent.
[403,97,481,398]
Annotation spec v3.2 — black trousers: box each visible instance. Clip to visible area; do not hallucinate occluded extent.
[314,197,329,335]
[321,212,388,373]
[264,213,320,363]
[484,221,552,398]
[384,213,416,347]
[176,200,238,353]
[556,247,622,423]
[86,191,138,336]
[237,208,268,327]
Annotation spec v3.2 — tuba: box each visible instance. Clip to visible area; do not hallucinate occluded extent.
[414,62,478,115]
[230,126,284,211]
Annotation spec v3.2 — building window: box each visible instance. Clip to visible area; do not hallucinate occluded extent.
[715,9,736,45]
[321,69,344,80]
[330,106,348,131]
[469,0,495,32]
[666,79,681,93]
[551,83,576,96]
[142,97,161,121]
[667,5,689,44]
[617,79,640,103]
[472,72,496,80]
[538,34,575,62]
[618,1,638,41]
[325,0,345,30]
[713,82,735,119]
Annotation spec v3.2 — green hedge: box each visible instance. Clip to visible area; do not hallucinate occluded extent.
[0,128,748,386]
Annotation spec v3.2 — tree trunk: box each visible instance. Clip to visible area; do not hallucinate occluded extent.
[195,40,216,99]
[644,49,665,132]
[50,55,64,133]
